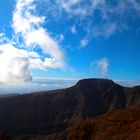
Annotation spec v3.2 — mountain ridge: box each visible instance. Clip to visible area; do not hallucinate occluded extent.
[0,78,140,139]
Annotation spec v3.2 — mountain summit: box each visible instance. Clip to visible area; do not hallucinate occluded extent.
[0,78,140,139]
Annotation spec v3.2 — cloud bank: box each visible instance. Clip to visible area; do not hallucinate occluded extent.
[0,0,64,84]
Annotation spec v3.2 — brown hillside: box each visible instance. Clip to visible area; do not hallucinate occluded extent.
[67,105,140,140]
[0,78,140,139]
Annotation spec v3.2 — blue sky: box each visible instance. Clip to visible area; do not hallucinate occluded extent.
[0,0,140,84]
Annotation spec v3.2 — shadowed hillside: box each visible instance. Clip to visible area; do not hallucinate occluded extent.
[0,78,140,139]
[65,104,140,140]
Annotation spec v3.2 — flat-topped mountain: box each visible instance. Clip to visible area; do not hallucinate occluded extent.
[0,78,140,139]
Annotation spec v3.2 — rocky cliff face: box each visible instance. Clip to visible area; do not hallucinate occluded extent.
[0,78,140,139]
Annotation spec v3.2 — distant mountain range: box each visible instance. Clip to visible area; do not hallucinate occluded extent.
[0,78,140,140]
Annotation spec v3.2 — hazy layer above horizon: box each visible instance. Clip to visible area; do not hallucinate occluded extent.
[0,78,140,95]
[0,78,78,94]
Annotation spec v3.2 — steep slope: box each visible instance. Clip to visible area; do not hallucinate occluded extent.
[0,78,139,138]
[9,105,140,140]
[66,104,140,140]
[125,86,140,107]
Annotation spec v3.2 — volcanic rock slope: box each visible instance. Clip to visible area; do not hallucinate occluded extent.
[0,78,140,139]
[58,105,140,140]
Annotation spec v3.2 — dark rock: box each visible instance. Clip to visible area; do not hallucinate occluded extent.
[0,78,139,139]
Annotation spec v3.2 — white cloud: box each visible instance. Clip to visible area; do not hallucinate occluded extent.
[0,44,32,83]
[0,0,65,84]
[91,57,109,76]
[0,33,4,37]
[55,0,140,41]
[115,80,140,87]
[59,34,64,42]
[58,0,140,18]
[80,38,89,47]
[24,28,64,67]
[71,25,77,34]
[19,0,140,48]
[92,23,117,38]
[13,0,64,67]
[0,33,11,44]
[28,51,40,58]
[59,0,81,14]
